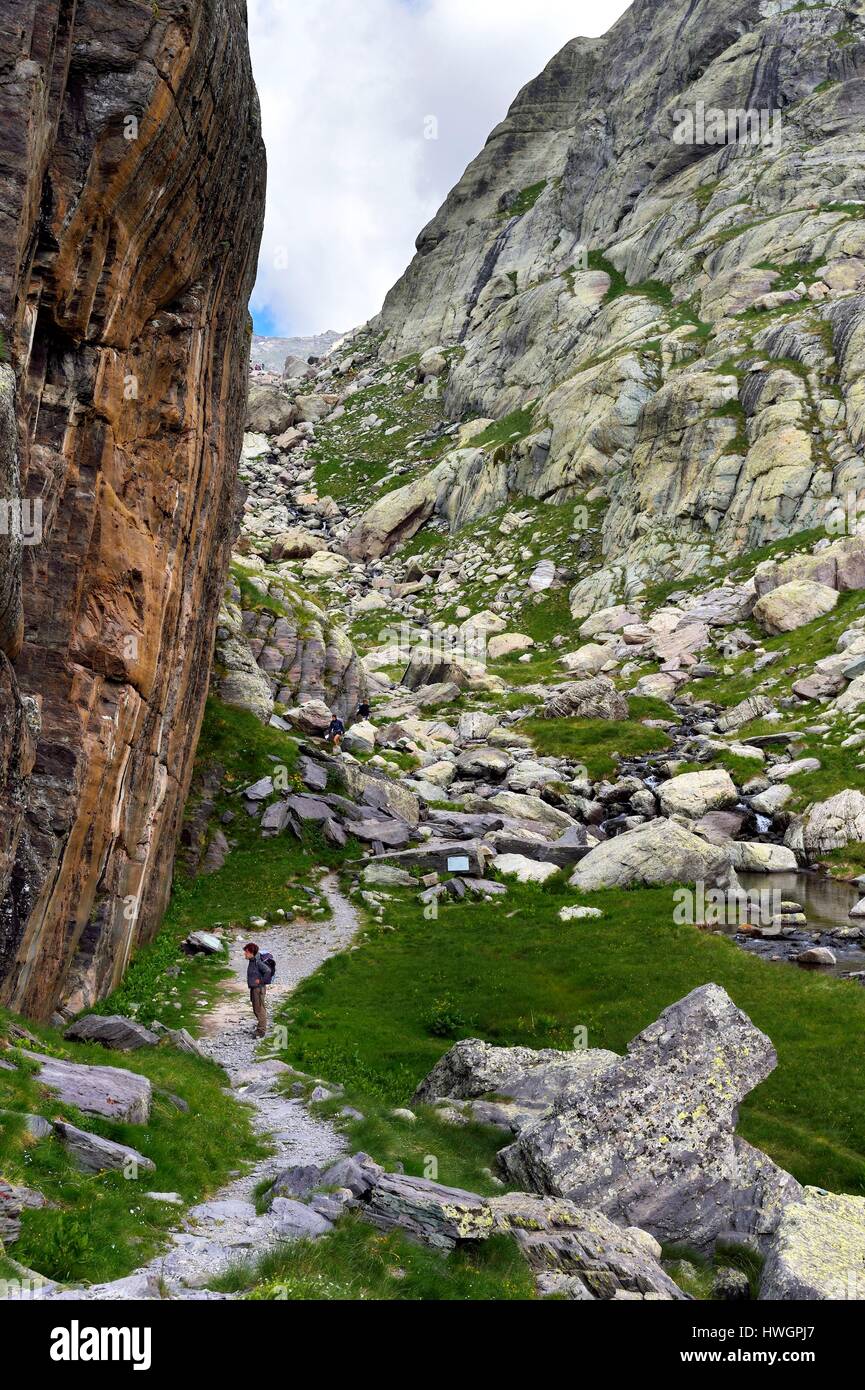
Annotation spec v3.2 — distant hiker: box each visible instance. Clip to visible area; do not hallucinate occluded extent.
[326,715,345,749]
[244,942,275,1037]
[356,701,371,721]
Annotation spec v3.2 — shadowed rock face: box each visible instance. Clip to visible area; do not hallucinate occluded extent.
[0,0,265,1018]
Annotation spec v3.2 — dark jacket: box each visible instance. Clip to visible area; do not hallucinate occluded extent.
[247,953,269,989]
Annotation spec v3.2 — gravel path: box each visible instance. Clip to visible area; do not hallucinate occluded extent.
[41,873,360,1301]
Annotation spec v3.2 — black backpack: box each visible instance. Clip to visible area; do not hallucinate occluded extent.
[259,951,276,982]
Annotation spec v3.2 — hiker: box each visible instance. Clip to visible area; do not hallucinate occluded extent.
[356,701,371,721]
[243,942,273,1037]
[326,714,345,749]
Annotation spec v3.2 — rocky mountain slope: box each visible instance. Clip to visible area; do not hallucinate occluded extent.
[124,0,865,1301]
[5,0,865,1308]
[251,331,344,374]
[0,0,265,1019]
[372,0,865,615]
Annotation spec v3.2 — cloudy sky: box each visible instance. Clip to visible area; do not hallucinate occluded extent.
[247,0,629,338]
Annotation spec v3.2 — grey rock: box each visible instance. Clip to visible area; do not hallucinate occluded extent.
[320,1153,384,1199]
[544,676,628,722]
[24,1051,152,1123]
[760,1189,865,1300]
[570,818,734,891]
[498,985,801,1253]
[364,1173,492,1249]
[54,1121,155,1174]
[271,1197,333,1240]
[64,1014,159,1052]
[184,931,223,955]
[263,1165,323,1204]
[413,1036,618,1132]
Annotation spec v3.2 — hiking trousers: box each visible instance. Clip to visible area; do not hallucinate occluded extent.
[250,985,267,1036]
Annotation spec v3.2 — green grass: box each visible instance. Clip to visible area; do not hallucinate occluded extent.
[310,370,445,505]
[274,878,865,1198]
[210,1213,535,1300]
[517,714,672,779]
[0,1008,263,1284]
[500,181,547,219]
[471,404,538,451]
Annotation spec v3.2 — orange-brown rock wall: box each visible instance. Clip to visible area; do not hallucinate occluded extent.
[0,0,265,1017]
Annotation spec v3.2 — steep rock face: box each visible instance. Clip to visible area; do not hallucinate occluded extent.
[0,0,265,1018]
[368,0,865,609]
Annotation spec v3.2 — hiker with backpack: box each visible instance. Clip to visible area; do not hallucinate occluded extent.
[243,942,276,1037]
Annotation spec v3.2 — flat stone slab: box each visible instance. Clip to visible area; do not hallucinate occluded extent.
[64,1014,159,1051]
[190,1200,257,1223]
[365,1174,493,1249]
[54,1121,155,1174]
[24,1050,152,1123]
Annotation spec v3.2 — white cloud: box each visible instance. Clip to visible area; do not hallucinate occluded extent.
[248,0,628,336]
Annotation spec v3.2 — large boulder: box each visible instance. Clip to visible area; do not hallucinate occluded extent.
[658,768,738,819]
[246,384,299,435]
[23,1052,152,1123]
[544,676,628,722]
[760,1189,865,1300]
[570,818,733,891]
[493,854,560,884]
[752,580,839,635]
[754,534,865,598]
[726,843,798,873]
[487,633,534,661]
[301,550,350,579]
[284,699,332,736]
[498,985,801,1253]
[716,694,775,733]
[788,789,865,856]
[579,606,641,638]
[488,791,577,834]
[456,746,513,780]
[269,528,328,560]
[64,1015,159,1051]
[355,1171,684,1298]
[365,1174,493,1248]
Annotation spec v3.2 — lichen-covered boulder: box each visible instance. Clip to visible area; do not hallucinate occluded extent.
[787,789,865,856]
[760,1189,865,1300]
[497,984,801,1253]
[364,1174,493,1249]
[490,1194,687,1301]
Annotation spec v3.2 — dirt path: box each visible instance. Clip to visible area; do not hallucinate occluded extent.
[43,873,360,1301]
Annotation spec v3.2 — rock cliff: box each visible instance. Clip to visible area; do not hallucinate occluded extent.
[0,0,265,1018]
[369,0,865,614]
